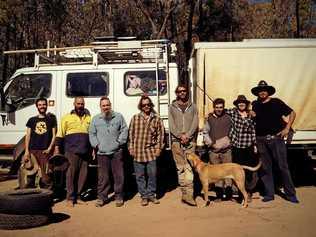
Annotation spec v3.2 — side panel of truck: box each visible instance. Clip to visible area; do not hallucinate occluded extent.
[191,41,316,144]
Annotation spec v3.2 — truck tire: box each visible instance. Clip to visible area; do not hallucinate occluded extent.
[0,189,53,215]
[0,213,49,230]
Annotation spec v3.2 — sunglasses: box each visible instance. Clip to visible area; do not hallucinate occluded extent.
[176,90,187,93]
[142,103,152,107]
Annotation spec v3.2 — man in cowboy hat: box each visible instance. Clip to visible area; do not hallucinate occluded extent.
[226,95,257,201]
[251,80,299,203]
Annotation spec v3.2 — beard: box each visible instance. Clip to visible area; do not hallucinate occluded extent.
[102,110,112,120]
[75,108,85,116]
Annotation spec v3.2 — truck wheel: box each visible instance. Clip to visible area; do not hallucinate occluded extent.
[0,213,49,230]
[0,189,53,215]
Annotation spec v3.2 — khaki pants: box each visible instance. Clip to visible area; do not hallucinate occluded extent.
[171,142,195,197]
[209,149,232,188]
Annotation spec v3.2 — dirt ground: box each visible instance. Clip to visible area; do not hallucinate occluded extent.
[0,178,315,237]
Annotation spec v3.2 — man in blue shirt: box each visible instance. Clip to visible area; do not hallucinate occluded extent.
[89,96,128,207]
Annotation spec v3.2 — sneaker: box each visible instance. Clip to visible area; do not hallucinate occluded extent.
[66,200,74,207]
[285,195,299,204]
[141,198,149,206]
[181,195,197,206]
[148,197,160,204]
[95,199,106,207]
[115,199,124,207]
[262,196,274,202]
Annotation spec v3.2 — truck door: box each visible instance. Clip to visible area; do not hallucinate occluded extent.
[0,72,57,148]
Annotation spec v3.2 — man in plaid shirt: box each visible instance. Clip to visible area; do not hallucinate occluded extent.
[128,95,164,206]
[226,95,257,200]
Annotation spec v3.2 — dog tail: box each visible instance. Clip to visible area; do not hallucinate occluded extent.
[242,161,262,172]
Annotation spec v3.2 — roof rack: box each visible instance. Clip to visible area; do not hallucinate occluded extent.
[3,39,175,68]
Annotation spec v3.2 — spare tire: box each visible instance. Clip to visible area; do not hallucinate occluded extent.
[0,213,49,230]
[0,189,53,215]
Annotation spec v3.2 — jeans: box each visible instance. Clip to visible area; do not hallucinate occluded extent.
[133,160,157,198]
[97,149,124,201]
[257,136,296,198]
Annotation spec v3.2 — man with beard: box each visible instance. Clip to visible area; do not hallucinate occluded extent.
[128,96,164,206]
[89,97,128,207]
[203,98,232,201]
[251,80,299,203]
[54,97,91,207]
[169,85,198,206]
[23,97,57,188]
[226,95,257,201]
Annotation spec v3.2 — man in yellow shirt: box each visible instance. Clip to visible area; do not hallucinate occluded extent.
[54,97,91,207]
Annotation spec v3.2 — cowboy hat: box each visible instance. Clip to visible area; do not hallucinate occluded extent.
[233,95,250,106]
[251,80,275,96]
[21,153,40,176]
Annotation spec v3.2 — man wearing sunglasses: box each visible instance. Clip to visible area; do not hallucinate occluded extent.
[169,85,198,206]
[128,95,165,206]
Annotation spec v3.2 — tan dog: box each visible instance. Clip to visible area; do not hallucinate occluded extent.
[186,152,261,208]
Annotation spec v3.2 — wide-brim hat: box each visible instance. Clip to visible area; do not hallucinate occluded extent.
[251,80,275,96]
[22,153,39,176]
[233,95,250,106]
[48,154,69,172]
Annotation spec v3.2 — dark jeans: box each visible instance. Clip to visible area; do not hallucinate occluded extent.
[97,149,124,201]
[232,146,257,191]
[256,137,296,198]
[65,152,88,201]
[133,160,157,199]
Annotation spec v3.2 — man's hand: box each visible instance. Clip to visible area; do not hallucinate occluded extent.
[155,149,161,157]
[23,151,30,163]
[249,110,256,118]
[42,147,52,154]
[253,145,258,154]
[277,127,290,138]
[180,134,189,145]
[129,148,135,157]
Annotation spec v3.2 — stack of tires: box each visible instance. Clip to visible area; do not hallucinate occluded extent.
[0,189,53,230]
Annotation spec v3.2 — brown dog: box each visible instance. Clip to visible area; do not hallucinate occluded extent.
[186,152,261,208]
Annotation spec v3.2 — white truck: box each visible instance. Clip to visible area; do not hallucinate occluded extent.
[0,39,178,171]
[1,38,315,173]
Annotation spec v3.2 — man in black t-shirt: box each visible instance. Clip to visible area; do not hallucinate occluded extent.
[23,97,57,188]
[251,81,299,203]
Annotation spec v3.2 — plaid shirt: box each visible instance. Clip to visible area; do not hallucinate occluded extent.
[226,108,256,148]
[128,112,165,162]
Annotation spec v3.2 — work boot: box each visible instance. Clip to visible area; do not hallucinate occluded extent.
[181,194,197,206]
[148,196,160,204]
[141,198,149,206]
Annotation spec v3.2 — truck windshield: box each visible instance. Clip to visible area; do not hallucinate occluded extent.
[4,73,52,111]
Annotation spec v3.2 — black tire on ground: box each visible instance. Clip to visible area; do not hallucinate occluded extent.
[0,189,53,215]
[0,213,49,230]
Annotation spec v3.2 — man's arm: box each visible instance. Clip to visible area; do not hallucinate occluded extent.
[23,128,31,161]
[185,105,198,140]
[43,127,56,154]
[54,116,66,154]
[88,117,99,149]
[128,116,135,156]
[118,115,128,146]
[202,120,213,146]
[278,110,296,138]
